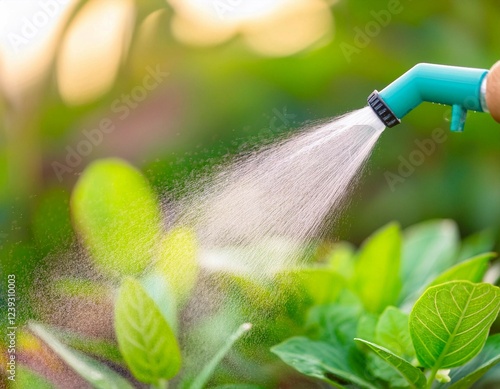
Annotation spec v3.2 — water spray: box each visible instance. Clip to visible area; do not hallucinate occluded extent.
[368,62,500,132]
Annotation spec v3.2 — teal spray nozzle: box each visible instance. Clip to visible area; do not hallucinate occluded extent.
[368,62,500,132]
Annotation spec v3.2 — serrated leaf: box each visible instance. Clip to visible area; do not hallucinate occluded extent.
[427,253,494,288]
[72,159,161,276]
[114,277,181,383]
[376,306,414,358]
[355,339,426,389]
[352,222,402,313]
[271,337,376,389]
[436,334,500,388]
[400,220,459,303]
[155,227,199,301]
[29,323,133,389]
[409,281,500,370]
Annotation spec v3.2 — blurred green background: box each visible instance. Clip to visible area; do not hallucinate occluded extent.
[1,0,500,323]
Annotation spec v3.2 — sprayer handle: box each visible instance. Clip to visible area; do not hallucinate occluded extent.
[486,61,500,123]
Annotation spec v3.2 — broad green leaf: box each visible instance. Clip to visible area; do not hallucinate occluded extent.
[29,323,133,389]
[141,273,178,334]
[352,222,402,313]
[72,159,161,276]
[155,227,199,301]
[457,229,496,262]
[328,241,356,279]
[271,337,377,389]
[355,339,426,389]
[427,253,494,288]
[367,353,410,388]
[409,281,500,369]
[376,306,414,358]
[306,303,361,345]
[400,220,459,303]
[436,334,500,388]
[114,277,181,383]
[279,268,345,306]
[356,313,378,344]
[190,323,252,389]
[14,365,55,389]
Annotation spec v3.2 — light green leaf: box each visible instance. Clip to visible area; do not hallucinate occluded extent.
[328,241,356,279]
[114,277,181,384]
[189,323,252,389]
[409,281,500,369]
[427,253,495,288]
[284,268,345,306]
[72,159,161,276]
[29,323,133,389]
[355,339,426,389]
[155,227,199,301]
[367,353,410,388]
[352,222,402,313]
[271,337,376,389]
[400,220,459,303]
[436,334,500,388]
[376,306,414,358]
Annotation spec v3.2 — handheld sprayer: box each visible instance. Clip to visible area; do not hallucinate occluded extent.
[368,62,500,132]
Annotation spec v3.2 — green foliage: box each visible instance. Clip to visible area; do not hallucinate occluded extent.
[71,159,162,276]
[272,221,500,389]
[352,222,402,313]
[14,365,56,389]
[409,281,500,370]
[114,277,181,384]
[354,339,426,389]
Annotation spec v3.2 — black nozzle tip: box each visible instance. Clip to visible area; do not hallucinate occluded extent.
[368,91,401,128]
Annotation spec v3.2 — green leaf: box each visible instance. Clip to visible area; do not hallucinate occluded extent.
[14,365,55,389]
[457,229,496,262]
[72,159,161,276]
[376,306,414,358]
[29,323,133,389]
[409,281,500,370]
[155,227,199,301]
[282,268,345,306]
[114,277,181,384]
[352,222,402,313]
[306,303,361,345]
[427,253,495,288]
[212,385,264,389]
[271,337,377,389]
[355,339,426,389]
[356,313,378,344]
[436,334,500,388]
[400,220,459,303]
[189,323,252,389]
[328,241,356,279]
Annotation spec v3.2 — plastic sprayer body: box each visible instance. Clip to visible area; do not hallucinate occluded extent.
[368,62,500,131]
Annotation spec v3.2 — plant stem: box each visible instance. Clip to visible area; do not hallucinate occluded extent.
[426,366,439,389]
